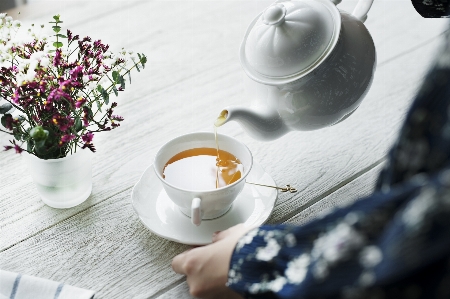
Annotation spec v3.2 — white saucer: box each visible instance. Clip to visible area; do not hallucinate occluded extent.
[131,161,277,245]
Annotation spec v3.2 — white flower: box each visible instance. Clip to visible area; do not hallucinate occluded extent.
[344,212,360,225]
[311,259,329,280]
[43,43,52,54]
[15,73,27,86]
[103,58,114,68]
[23,69,36,82]
[359,246,383,268]
[285,254,310,284]
[284,233,297,247]
[311,223,365,264]
[236,228,258,251]
[256,238,280,261]
[248,276,287,294]
[29,59,39,72]
[402,186,435,230]
[0,53,11,67]
[0,13,7,20]
[0,58,7,68]
[30,51,45,60]
[358,271,375,287]
[82,75,90,83]
[98,65,105,73]
[12,20,21,28]
[40,57,50,68]
[269,276,287,292]
[249,283,261,294]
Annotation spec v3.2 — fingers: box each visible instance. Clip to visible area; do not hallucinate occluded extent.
[212,231,222,243]
[172,249,193,275]
[171,251,185,274]
[171,237,246,299]
[212,223,245,242]
[212,223,258,243]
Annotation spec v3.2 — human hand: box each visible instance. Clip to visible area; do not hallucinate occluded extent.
[171,223,255,299]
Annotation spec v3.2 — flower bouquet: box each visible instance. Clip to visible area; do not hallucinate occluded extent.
[0,14,146,208]
[0,14,146,159]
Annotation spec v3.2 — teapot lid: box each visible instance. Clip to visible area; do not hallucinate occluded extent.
[241,0,341,84]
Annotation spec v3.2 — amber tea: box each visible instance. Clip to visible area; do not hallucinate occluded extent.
[163,147,243,190]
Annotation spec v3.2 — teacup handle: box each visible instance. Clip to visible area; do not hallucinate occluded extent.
[331,0,374,23]
[191,197,202,226]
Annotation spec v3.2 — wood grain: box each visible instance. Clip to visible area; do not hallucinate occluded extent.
[285,162,384,226]
[0,0,449,298]
[0,188,190,299]
[156,162,384,299]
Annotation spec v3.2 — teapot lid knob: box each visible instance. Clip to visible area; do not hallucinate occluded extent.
[262,4,286,26]
[241,0,341,84]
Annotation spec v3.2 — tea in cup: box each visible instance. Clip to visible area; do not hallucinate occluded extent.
[153,132,253,226]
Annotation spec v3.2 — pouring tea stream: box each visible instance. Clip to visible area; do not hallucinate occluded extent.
[215,0,376,141]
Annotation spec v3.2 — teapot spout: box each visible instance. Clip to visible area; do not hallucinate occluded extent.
[215,106,288,141]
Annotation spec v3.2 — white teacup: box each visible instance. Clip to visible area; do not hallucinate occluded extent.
[153,132,253,226]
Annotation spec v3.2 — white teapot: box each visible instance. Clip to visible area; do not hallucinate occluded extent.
[215,0,376,141]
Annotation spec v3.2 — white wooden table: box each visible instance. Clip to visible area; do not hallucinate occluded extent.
[1,0,448,298]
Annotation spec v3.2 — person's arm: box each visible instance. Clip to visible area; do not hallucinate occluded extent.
[172,23,450,299]
[226,28,450,298]
[172,224,251,299]
[225,27,450,298]
[172,170,450,299]
[227,172,450,298]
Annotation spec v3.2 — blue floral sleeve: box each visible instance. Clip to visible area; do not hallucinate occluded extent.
[227,24,450,299]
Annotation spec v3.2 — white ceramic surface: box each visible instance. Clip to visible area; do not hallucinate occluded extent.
[24,149,92,209]
[243,0,340,78]
[153,132,253,226]
[218,0,377,141]
[131,161,277,245]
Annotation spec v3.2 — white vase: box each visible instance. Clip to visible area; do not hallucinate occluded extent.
[24,149,92,208]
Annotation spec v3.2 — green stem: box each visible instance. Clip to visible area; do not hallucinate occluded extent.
[0,128,13,134]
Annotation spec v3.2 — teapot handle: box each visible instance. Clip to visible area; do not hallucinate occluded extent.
[331,0,374,23]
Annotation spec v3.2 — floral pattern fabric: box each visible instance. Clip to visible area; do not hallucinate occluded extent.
[411,0,450,18]
[227,25,450,299]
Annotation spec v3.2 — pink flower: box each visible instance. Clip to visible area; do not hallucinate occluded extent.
[70,65,83,80]
[75,97,86,108]
[111,115,124,121]
[4,141,23,153]
[52,114,74,132]
[47,88,71,104]
[59,134,75,146]
[12,89,20,104]
[82,107,90,127]
[81,131,94,143]
[14,144,22,153]
[67,29,73,41]
[53,49,62,67]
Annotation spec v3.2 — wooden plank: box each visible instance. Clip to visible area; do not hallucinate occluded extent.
[0,0,274,250]
[0,188,190,299]
[0,0,447,250]
[0,32,442,295]
[285,161,384,225]
[155,161,384,299]
[2,1,447,298]
[156,282,193,299]
[0,156,383,299]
